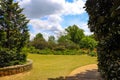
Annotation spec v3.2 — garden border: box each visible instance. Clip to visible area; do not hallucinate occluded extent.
[0,59,33,77]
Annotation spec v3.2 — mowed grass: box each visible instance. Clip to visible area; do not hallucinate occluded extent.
[0,54,97,80]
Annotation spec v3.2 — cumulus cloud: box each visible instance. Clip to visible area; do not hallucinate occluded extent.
[18,0,85,18]
[29,15,63,32]
[79,23,92,35]
[29,15,64,40]
[63,0,85,15]
[17,0,87,40]
[18,0,63,18]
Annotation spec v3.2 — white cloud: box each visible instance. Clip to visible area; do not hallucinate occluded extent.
[63,0,85,15]
[18,0,63,18]
[79,23,92,35]
[29,15,63,32]
[18,0,85,18]
[29,15,64,40]
[17,0,88,40]
[29,32,36,40]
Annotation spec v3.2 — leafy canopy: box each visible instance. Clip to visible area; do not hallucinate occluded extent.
[85,0,120,79]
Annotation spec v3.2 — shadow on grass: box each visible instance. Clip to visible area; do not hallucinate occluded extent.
[48,69,102,80]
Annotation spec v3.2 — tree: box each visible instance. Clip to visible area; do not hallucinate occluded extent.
[34,33,45,41]
[0,0,29,67]
[48,36,55,43]
[85,0,120,79]
[48,36,56,49]
[57,35,79,50]
[65,25,85,44]
[30,33,48,49]
[80,36,97,52]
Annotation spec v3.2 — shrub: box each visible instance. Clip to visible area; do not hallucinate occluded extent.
[89,51,97,57]
[0,48,26,68]
[54,46,66,51]
[85,0,120,79]
[79,36,97,51]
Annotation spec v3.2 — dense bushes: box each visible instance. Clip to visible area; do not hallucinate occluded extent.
[80,36,97,51]
[28,25,97,56]
[85,0,120,79]
[24,46,97,56]
[0,48,27,68]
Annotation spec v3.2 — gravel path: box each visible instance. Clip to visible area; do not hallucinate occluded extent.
[66,64,102,80]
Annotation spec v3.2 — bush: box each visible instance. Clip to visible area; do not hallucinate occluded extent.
[65,41,80,50]
[79,36,97,51]
[85,0,120,79]
[0,48,26,68]
[53,46,66,51]
[78,49,87,55]
[89,51,97,57]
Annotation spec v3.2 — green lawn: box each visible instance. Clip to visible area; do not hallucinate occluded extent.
[1,54,97,80]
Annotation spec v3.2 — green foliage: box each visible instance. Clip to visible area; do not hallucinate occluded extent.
[53,46,66,51]
[30,38,48,50]
[57,34,80,50]
[0,0,29,67]
[85,0,120,79]
[34,33,45,41]
[89,51,97,57]
[27,46,40,54]
[65,25,85,44]
[48,36,57,50]
[48,36,55,42]
[30,33,48,49]
[65,41,80,50]
[80,36,97,51]
[0,48,27,68]
[28,26,97,56]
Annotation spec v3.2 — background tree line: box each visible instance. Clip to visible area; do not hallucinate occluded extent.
[27,25,98,56]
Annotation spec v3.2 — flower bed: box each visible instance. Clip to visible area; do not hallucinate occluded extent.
[0,59,32,77]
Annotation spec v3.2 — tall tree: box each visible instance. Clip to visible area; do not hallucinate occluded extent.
[80,36,97,52]
[48,36,56,50]
[34,33,45,41]
[30,33,47,49]
[57,35,79,50]
[65,25,85,44]
[0,0,29,67]
[85,0,120,79]
[48,36,55,43]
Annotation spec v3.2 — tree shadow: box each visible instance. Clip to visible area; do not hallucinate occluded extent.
[48,69,103,80]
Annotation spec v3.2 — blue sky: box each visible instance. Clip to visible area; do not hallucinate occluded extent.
[66,0,74,3]
[16,0,90,40]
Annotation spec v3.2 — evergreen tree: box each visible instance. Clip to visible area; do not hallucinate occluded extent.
[0,0,29,67]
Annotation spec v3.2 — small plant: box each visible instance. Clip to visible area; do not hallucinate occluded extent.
[89,51,97,57]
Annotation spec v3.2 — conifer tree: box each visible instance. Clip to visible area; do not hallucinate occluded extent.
[0,0,29,67]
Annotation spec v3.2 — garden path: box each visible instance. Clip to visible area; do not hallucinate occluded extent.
[66,64,102,80]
